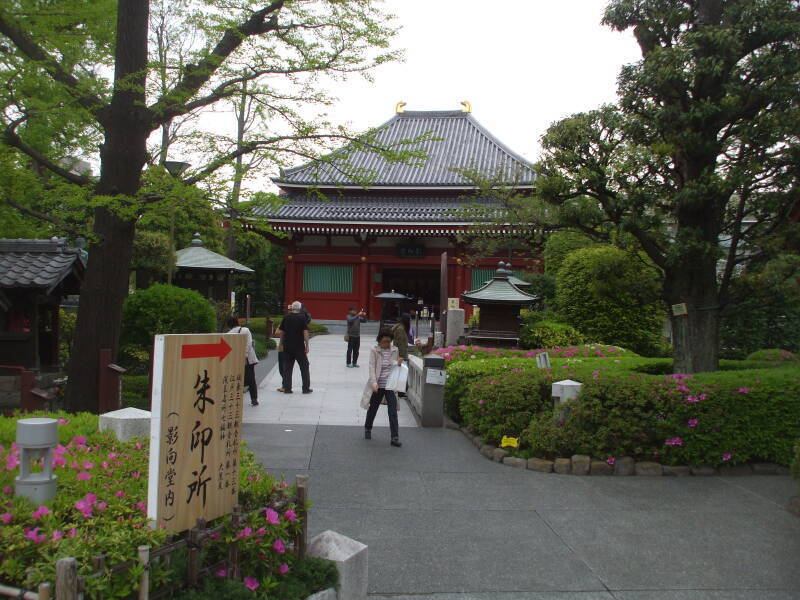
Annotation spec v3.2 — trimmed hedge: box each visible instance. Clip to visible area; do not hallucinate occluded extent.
[520,319,585,350]
[746,348,798,362]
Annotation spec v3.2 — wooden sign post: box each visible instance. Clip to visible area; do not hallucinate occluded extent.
[147,333,246,532]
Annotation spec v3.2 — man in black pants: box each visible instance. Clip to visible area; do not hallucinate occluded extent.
[277,301,311,394]
[345,306,367,367]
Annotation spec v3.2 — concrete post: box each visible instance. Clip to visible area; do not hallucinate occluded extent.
[445,308,465,346]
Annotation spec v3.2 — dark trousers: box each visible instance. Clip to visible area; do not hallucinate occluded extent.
[282,349,310,392]
[364,388,399,438]
[346,336,361,365]
[244,362,258,403]
[277,351,286,379]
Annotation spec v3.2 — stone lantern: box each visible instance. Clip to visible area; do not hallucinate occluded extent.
[551,379,582,416]
[14,417,58,504]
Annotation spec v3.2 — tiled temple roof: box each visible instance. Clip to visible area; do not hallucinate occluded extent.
[0,238,85,292]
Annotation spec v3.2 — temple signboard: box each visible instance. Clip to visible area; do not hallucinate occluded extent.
[147,333,246,532]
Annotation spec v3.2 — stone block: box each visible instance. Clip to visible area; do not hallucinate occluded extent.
[307,530,367,600]
[445,308,465,346]
[472,436,485,449]
[690,465,718,476]
[527,457,554,473]
[571,455,590,475]
[491,448,508,463]
[98,407,151,442]
[479,444,496,459]
[444,420,460,431]
[613,456,635,476]
[502,456,527,468]
[553,458,571,474]
[751,462,780,475]
[306,588,337,600]
[634,461,663,476]
[590,460,613,475]
[719,464,753,476]
[460,427,475,442]
[663,465,691,477]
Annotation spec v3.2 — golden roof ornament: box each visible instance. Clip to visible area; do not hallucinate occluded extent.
[461,100,472,113]
[395,101,406,114]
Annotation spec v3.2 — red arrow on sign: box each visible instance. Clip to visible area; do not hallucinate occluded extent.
[180,339,232,362]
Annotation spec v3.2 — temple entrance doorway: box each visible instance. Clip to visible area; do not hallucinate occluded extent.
[381,268,440,319]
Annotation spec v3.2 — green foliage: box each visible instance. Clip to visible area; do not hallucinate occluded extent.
[520,317,585,350]
[121,284,215,349]
[746,349,798,363]
[58,309,77,370]
[461,369,553,443]
[523,367,800,467]
[519,272,557,308]
[131,230,172,287]
[121,375,151,410]
[543,231,598,277]
[556,246,665,356]
[233,232,285,317]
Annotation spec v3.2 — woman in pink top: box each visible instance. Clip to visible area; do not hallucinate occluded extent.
[361,329,403,447]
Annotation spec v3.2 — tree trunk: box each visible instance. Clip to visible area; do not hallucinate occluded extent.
[66,0,151,412]
[664,256,720,374]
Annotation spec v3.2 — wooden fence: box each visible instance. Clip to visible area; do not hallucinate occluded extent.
[0,475,308,600]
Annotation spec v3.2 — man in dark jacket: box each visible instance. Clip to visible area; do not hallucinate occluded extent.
[345,306,367,367]
[277,301,311,394]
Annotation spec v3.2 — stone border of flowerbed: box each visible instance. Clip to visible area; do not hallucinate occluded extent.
[447,421,791,477]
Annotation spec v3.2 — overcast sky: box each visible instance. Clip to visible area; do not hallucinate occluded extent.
[317,0,642,164]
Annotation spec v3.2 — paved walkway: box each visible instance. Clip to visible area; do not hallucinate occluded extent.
[244,334,417,428]
[243,335,800,600]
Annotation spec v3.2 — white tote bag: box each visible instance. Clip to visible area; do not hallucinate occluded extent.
[385,363,409,392]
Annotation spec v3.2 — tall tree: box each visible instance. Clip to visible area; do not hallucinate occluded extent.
[527,0,799,372]
[0,0,404,411]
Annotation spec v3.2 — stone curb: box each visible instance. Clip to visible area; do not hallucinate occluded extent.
[454,426,791,477]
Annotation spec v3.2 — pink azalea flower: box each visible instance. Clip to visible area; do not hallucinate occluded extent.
[76,471,91,481]
[243,577,259,591]
[279,563,289,575]
[687,418,699,428]
[685,395,699,403]
[255,527,266,536]
[478,399,484,406]
[265,508,280,525]
[215,568,227,577]
[130,471,141,479]
[738,387,749,394]
[32,506,51,519]
[676,385,689,393]
[237,527,253,538]
[68,528,77,538]
[52,530,64,541]
[721,453,732,461]
[82,461,94,470]
[606,457,616,465]
[272,539,286,554]
[134,442,142,450]
[71,436,87,447]
[698,393,708,401]
[5,453,20,471]
[665,437,684,447]
[57,418,69,425]
[1,513,11,524]
[52,456,67,468]
[24,527,47,544]
[2,486,11,495]
[135,501,147,513]
[97,502,108,511]
[107,452,117,460]
[283,509,297,522]
[70,461,80,470]
[115,490,125,498]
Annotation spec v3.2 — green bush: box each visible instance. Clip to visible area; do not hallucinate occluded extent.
[461,369,553,443]
[745,349,798,363]
[543,231,598,277]
[556,246,666,356]
[520,318,585,350]
[58,309,77,369]
[121,284,216,349]
[523,367,800,466]
[122,375,151,410]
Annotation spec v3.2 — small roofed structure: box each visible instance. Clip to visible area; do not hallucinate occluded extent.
[374,290,410,330]
[461,261,539,347]
[0,238,85,370]
[174,233,254,303]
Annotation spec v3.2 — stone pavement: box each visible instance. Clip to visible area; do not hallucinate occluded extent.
[243,336,800,600]
[244,334,416,428]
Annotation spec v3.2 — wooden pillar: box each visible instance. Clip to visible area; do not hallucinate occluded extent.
[51,305,59,369]
[358,259,369,314]
[285,257,298,306]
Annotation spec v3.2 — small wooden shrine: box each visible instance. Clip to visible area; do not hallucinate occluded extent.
[461,261,538,346]
[174,233,254,303]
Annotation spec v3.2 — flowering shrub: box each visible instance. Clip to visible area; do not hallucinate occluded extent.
[519,319,586,350]
[745,348,798,362]
[0,412,319,599]
[460,369,553,444]
[523,368,800,466]
[435,344,631,362]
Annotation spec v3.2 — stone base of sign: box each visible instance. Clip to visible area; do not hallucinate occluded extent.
[306,588,337,600]
[99,407,151,442]
[445,309,465,346]
[307,530,367,600]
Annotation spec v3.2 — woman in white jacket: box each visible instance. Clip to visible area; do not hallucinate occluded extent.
[226,316,259,406]
[361,328,403,447]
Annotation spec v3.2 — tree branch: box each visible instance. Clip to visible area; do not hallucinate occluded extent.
[0,10,106,118]
[3,195,84,236]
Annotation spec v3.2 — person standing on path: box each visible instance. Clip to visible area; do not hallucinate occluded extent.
[226,316,259,406]
[276,304,290,393]
[345,306,367,368]
[391,313,411,361]
[361,329,403,447]
[278,301,312,394]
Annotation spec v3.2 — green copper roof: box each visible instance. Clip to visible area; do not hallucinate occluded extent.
[175,234,254,273]
[461,262,538,305]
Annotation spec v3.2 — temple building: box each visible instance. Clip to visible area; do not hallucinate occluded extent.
[256,105,540,321]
